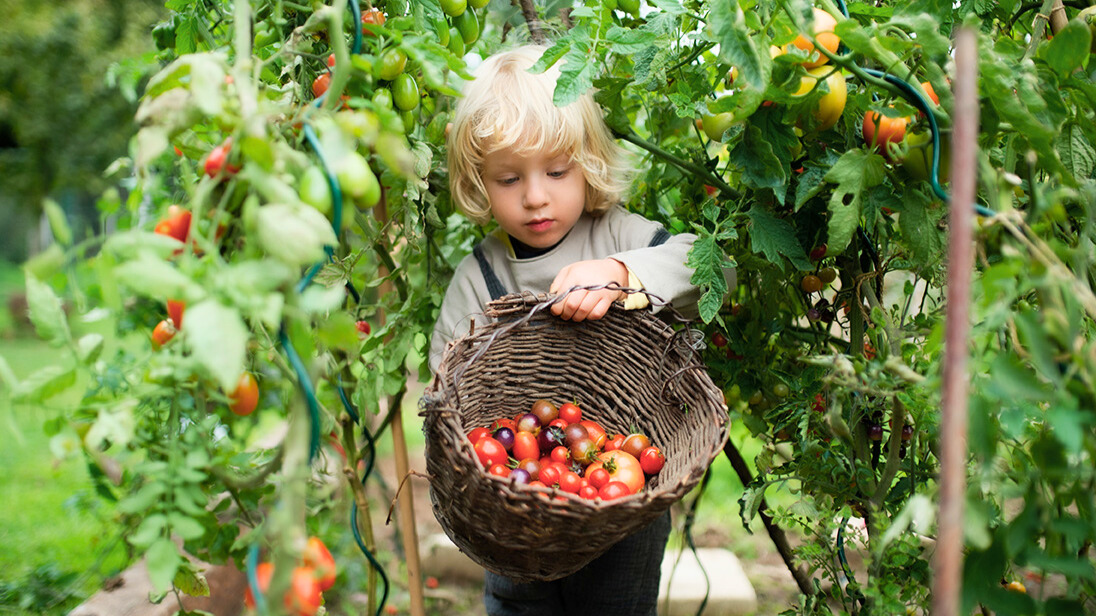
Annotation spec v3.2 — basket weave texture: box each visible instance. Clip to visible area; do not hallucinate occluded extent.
[420,292,729,582]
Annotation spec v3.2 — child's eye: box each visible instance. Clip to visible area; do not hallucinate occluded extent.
[498,176,519,186]
[548,169,569,178]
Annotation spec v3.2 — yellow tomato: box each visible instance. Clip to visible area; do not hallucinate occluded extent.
[795,67,847,131]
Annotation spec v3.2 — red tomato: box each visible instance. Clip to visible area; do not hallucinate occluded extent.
[326,53,336,68]
[586,450,645,494]
[204,139,240,178]
[302,537,336,591]
[579,485,599,500]
[639,446,665,475]
[558,402,582,424]
[286,566,323,616]
[425,576,439,589]
[151,319,176,349]
[578,420,607,449]
[550,445,571,465]
[586,467,610,489]
[229,372,259,416]
[467,427,490,445]
[598,481,631,501]
[243,562,274,609]
[312,72,331,99]
[512,431,539,462]
[491,418,517,433]
[356,321,371,336]
[603,434,625,452]
[154,205,192,244]
[474,437,508,468]
[862,110,909,154]
[558,470,582,494]
[361,8,386,34]
[166,299,185,329]
[547,418,568,431]
[488,463,510,477]
[538,464,561,487]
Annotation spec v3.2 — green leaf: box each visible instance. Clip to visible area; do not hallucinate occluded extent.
[1014,310,1061,385]
[747,205,811,270]
[728,124,787,196]
[24,273,70,345]
[687,232,736,323]
[824,150,886,253]
[254,203,338,268]
[185,300,248,393]
[607,26,659,55]
[114,256,204,303]
[708,0,771,92]
[129,513,167,549]
[146,538,182,593]
[1056,123,1096,180]
[118,482,168,515]
[895,190,945,266]
[42,198,73,247]
[173,560,210,598]
[1040,20,1092,78]
[168,513,207,541]
[12,365,76,403]
[555,45,597,107]
[0,355,16,390]
[1047,404,1085,455]
[77,333,105,365]
[23,244,66,280]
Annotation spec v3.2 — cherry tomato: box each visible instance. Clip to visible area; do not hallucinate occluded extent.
[801,274,823,293]
[447,27,465,57]
[901,130,949,183]
[392,73,420,111]
[530,399,559,425]
[621,434,651,459]
[493,426,515,451]
[558,402,582,424]
[818,267,837,284]
[538,464,560,487]
[474,437,508,468]
[302,537,336,592]
[604,434,625,452]
[204,139,240,178]
[516,413,541,434]
[1004,580,1026,594]
[639,446,665,475]
[488,463,510,478]
[361,8,386,33]
[312,72,331,99]
[711,332,728,348]
[809,244,828,262]
[229,372,260,416]
[491,418,517,433]
[377,48,407,82]
[772,382,791,398]
[812,393,826,413]
[467,427,490,445]
[425,576,439,589]
[700,111,739,142]
[166,299,185,329]
[586,467,611,489]
[512,431,539,462]
[516,458,541,481]
[563,423,589,446]
[286,566,323,616]
[578,420,607,449]
[579,485,599,500]
[863,110,909,154]
[440,0,467,17]
[356,320,371,336]
[599,481,632,501]
[789,8,839,68]
[151,319,176,349]
[547,418,568,431]
[154,205,192,243]
[570,438,600,465]
[558,470,582,494]
[921,81,940,106]
[336,152,381,207]
[550,445,571,465]
[243,562,274,609]
[586,450,645,494]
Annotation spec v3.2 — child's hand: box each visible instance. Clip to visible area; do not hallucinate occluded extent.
[549,259,629,321]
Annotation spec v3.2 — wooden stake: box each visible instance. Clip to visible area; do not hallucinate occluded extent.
[932,27,979,616]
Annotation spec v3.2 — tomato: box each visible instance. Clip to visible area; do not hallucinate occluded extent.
[586,450,645,494]
[361,8,386,34]
[425,576,439,589]
[488,463,510,478]
[516,413,541,434]
[377,48,407,81]
[921,81,940,106]
[809,243,828,262]
[701,111,739,142]
[302,537,336,592]
[286,566,323,616]
[801,274,822,293]
[512,431,540,462]
[818,267,837,284]
[570,437,600,465]
[516,458,541,481]
[530,399,559,425]
[578,420,607,449]
[166,299,185,329]
[469,0,489,8]
[151,319,176,349]
[447,27,465,57]
[491,418,517,433]
[550,445,571,465]
[586,467,610,489]
[812,393,826,413]
[229,372,260,416]
[599,481,632,501]
[356,321,371,337]
[467,427,490,444]
[617,0,640,16]
[454,8,479,45]
[392,73,420,111]
[795,67,847,131]
[299,165,333,216]
[440,0,467,17]
[772,382,791,398]
[579,485,599,500]
[154,205,192,243]
[538,464,560,487]
[1004,580,1026,594]
[603,434,625,452]
[243,562,274,609]
[557,402,582,424]
[558,470,582,494]
[204,139,240,178]
[639,446,665,475]
[563,423,589,446]
[862,110,908,155]
[312,72,331,99]
[547,418,568,431]
[901,130,949,183]
[711,332,727,348]
[621,433,651,459]
[474,437,508,468]
[336,152,381,207]
[790,8,840,68]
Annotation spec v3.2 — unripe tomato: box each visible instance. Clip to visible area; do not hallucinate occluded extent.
[372,87,393,109]
[862,110,909,154]
[336,152,381,207]
[700,111,739,142]
[377,48,407,82]
[469,0,489,8]
[447,28,465,56]
[818,267,837,284]
[229,372,260,416]
[790,8,840,68]
[440,0,467,17]
[454,8,480,45]
[434,19,451,46]
[299,165,333,216]
[795,67,847,131]
[312,72,331,99]
[639,446,665,475]
[392,73,420,111]
[617,0,640,16]
[302,537,337,592]
[151,319,176,349]
[801,274,823,293]
[474,436,508,468]
[901,130,949,183]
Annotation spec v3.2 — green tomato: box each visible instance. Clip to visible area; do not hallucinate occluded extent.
[455,8,480,45]
[392,74,420,111]
[618,0,640,15]
[400,110,416,135]
[469,0,489,8]
[372,87,393,109]
[701,112,739,142]
[337,152,380,207]
[603,0,618,9]
[902,130,950,183]
[440,0,467,17]
[435,19,450,46]
[377,48,407,82]
[447,28,465,57]
[299,166,332,215]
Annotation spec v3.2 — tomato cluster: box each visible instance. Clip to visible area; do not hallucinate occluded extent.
[468,399,665,502]
[244,537,335,616]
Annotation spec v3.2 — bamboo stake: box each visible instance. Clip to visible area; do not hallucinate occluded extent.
[932,27,979,616]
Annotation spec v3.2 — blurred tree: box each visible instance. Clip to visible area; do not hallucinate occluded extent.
[0,0,164,261]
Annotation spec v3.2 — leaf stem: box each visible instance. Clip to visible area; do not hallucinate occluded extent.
[615,130,739,199]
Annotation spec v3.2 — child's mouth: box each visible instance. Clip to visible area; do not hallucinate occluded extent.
[527,219,553,232]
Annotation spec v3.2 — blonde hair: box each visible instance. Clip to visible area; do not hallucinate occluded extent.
[447,45,632,225]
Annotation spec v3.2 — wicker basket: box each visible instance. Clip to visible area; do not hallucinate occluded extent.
[419,291,728,582]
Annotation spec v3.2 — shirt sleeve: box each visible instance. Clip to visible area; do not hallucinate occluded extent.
[429,255,490,374]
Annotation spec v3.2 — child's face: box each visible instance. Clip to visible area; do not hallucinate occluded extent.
[480,146,586,249]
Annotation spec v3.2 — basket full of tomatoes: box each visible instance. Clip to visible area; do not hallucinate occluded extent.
[420,292,728,582]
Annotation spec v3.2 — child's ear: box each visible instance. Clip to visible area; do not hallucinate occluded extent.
[445,123,453,138]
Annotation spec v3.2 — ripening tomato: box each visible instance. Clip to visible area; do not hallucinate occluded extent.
[229,372,260,416]
[512,431,539,462]
[598,481,632,501]
[862,110,908,155]
[361,8,386,33]
[586,450,645,494]
[789,8,840,68]
[302,537,336,591]
[377,48,407,82]
[603,434,625,452]
[312,72,331,99]
[467,427,490,445]
[795,67,847,131]
[620,434,651,460]
[474,437,508,468]
[558,402,582,424]
[286,566,323,616]
[578,420,607,449]
[801,274,823,294]
[151,319,176,349]
[204,139,240,178]
[921,81,940,106]
[166,299,185,329]
[639,446,665,475]
[154,205,192,244]
[243,562,274,609]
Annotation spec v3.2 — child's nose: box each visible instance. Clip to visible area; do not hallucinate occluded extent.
[523,178,549,208]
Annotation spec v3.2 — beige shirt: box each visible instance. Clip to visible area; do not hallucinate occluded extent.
[429,206,715,372]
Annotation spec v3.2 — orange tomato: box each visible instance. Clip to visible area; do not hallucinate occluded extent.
[151,319,176,349]
[229,372,260,416]
[302,537,336,592]
[862,110,908,153]
[585,450,645,494]
[790,8,840,68]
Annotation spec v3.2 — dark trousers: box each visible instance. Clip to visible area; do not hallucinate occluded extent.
[482,510,672,616]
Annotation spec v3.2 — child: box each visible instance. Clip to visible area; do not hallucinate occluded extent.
[429,44,712,616]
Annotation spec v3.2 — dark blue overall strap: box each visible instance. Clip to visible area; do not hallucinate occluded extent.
[473,243,508,301]
[649,227,671,247]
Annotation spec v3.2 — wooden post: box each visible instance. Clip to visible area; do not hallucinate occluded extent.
[932,27,979,616]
